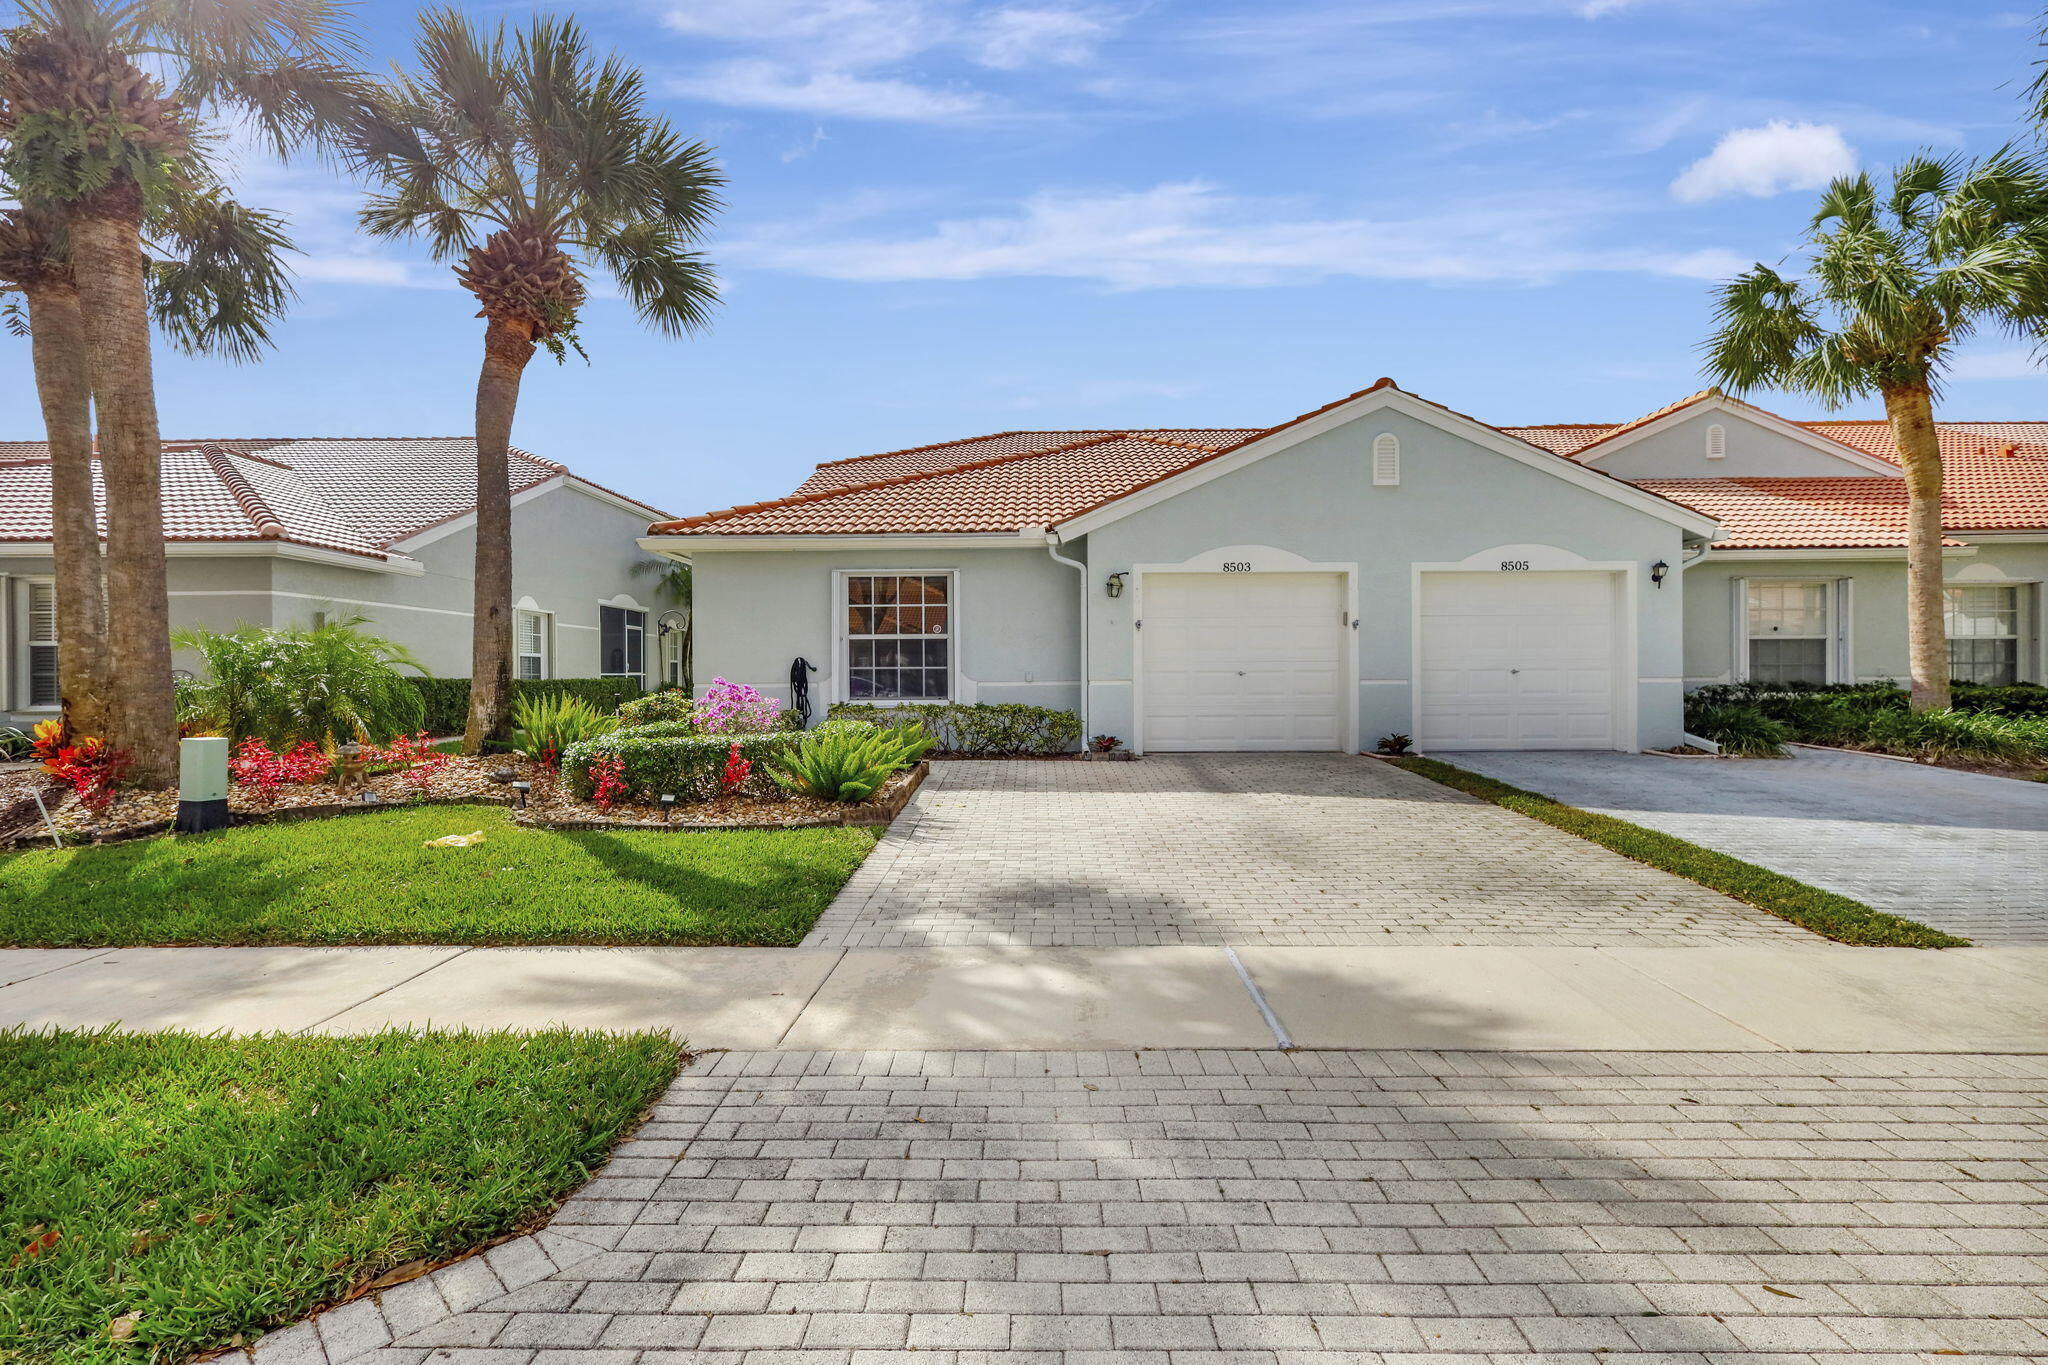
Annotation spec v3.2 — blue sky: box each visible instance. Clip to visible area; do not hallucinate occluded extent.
[7,0,2048,516]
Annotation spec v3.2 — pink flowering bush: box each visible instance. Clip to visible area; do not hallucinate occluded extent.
[690,678,783,735]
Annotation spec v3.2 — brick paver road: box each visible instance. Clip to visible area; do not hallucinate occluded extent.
[803,754,1810,948]
[1457,747,2048,946]
[275,1047,2048,1365]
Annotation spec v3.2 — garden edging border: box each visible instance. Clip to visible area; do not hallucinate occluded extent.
[512,761,930,833]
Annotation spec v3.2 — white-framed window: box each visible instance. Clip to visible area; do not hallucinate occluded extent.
[515,607,551,681]
[659,621,686,689]
[1947,585,2021,686]
[24,578,58,709]
[843,573,951,700]
[1746,580,1832,685]
[600,604,645,680]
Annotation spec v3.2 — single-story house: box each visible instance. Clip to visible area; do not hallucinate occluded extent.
[1,437,680,727]
[644,380,2048,754]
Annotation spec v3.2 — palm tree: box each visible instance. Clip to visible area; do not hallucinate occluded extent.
[351,10,721,751]
[1,177,291,739]
[1702,149,2048,713]
[0,1,366,785]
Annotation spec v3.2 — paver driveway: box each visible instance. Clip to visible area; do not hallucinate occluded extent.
[277,1047,2048,1365]
[803,754,1808,948]
[1456,747,2048,945]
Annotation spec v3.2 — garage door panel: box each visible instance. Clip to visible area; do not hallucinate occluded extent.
[1419,570,1620,752]
[1142,572,1345,752]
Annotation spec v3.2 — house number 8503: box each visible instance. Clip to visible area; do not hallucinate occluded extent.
[1499,559,1531,571]
[1221,561,1253,572]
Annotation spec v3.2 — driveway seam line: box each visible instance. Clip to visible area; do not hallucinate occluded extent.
[0,947,120,990]
[1224,945,1295,1049]
[774,947,848,1048]
[1597,947,1792,1052]
[295,945,477,1035]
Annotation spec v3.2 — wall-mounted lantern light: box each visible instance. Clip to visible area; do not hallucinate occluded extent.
[1650,560,1669,589]
[1105,572,1127,599]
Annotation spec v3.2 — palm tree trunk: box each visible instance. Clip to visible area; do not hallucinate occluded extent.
[66,187,178,784]
[1879,382,1950,714]
[21,278,110,737]
[465,314,537,752]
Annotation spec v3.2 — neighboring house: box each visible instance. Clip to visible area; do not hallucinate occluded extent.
[0,437,681,727]
[643,379,2048,755]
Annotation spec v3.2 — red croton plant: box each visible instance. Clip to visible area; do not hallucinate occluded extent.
[30,719,131,814]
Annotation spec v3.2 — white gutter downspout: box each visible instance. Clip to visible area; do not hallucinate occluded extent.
[1045,527,1089,741]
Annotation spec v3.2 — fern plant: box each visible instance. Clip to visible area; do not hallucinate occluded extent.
[768,721,933,803]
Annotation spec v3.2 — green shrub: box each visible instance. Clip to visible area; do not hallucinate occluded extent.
[0,726,30,761]
[617,689,695,727]
[769,721,934,803]
[825,701,1079,755]
[1688,681,2048,766]
[173,616,427,749]
[1953,683,2048,717]
[1684,702,1790,757]
[1861,708,2048,766]
[407,677,645,734]
[559,729,802,802]
[511,692,618,764]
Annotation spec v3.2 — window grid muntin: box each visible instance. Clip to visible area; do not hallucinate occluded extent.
[1747,580,1831,686]
[845,574,950,700]
[515,608,548,681]
[1947,586,2021,686]
[600,605,645,678]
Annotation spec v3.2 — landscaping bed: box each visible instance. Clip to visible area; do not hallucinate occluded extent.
[517,761,927,830]
[0,806,878,947]
[0,1027,680,1365]
[1684,681,2048,778]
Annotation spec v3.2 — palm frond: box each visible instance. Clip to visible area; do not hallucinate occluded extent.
[1699,264,1824,394]
[591,221,719,337]
[145,176,294,362]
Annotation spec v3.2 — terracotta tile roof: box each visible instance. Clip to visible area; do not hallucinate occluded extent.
[655,382,2048,545]
[0,437,657,561]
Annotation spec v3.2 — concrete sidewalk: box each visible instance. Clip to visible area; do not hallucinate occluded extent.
[3,942,2044,1052]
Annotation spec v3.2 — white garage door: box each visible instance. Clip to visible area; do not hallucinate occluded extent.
[1141,572,1345,751]
[1418,571,1621,750]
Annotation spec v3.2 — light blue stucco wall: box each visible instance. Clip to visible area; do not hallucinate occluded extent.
[1681,541,2048,687]
[1080,408,1694,750]
[1588,410,1885,480]
[684,405,1700,751]
[3,484,670,726]
[689,546,1080,718]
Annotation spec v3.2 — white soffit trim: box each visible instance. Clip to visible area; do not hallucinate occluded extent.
[1709,545,1979,560]
[639,530,1049,555]
[1576,394,1904,477]
[1051,387,1723,539]
[385,474,567,551]
[0,539,424,575]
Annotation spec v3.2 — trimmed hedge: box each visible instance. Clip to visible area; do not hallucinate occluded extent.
[826,701,1079,755]
[1690,680,2048,717]
[1686,682,2048,766]
[559,728,802,802]
[409,677,644,735]
[617,689,694,727]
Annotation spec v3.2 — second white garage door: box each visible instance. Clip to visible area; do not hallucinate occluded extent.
[1140,572,1345,751]
[1417,570,1621,750]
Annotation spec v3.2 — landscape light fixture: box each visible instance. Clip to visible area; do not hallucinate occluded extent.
[1650,560,1669,589]
[660,793,677,821]
[511,780,531,809]
[1105,572,1127,599]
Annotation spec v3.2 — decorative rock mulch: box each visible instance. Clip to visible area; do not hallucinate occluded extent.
[515,762,928,831]
[0,758,931,847]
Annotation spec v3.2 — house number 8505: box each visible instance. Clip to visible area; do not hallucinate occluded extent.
[1221,561,1253,572]
[1499,559,1531,571]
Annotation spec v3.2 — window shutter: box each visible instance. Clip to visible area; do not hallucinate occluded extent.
[1706,423,1727,460]
[516,610,542,659]
[28,582,56,643]
[1371,433,1400,486]
[27,581,58,707]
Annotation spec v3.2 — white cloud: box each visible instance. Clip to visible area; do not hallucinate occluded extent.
[727,180,1741,290]
[659,0,1119,121]
[668,61,988,121]
[1670,120,1857,203]
[1578,0,1641,15]
[1948,349,2046,382]
[293,255,413,287]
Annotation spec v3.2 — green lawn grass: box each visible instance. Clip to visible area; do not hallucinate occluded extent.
[0,1027,680,1365]
[1384,755,1969,948]
[0,807,878,947]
